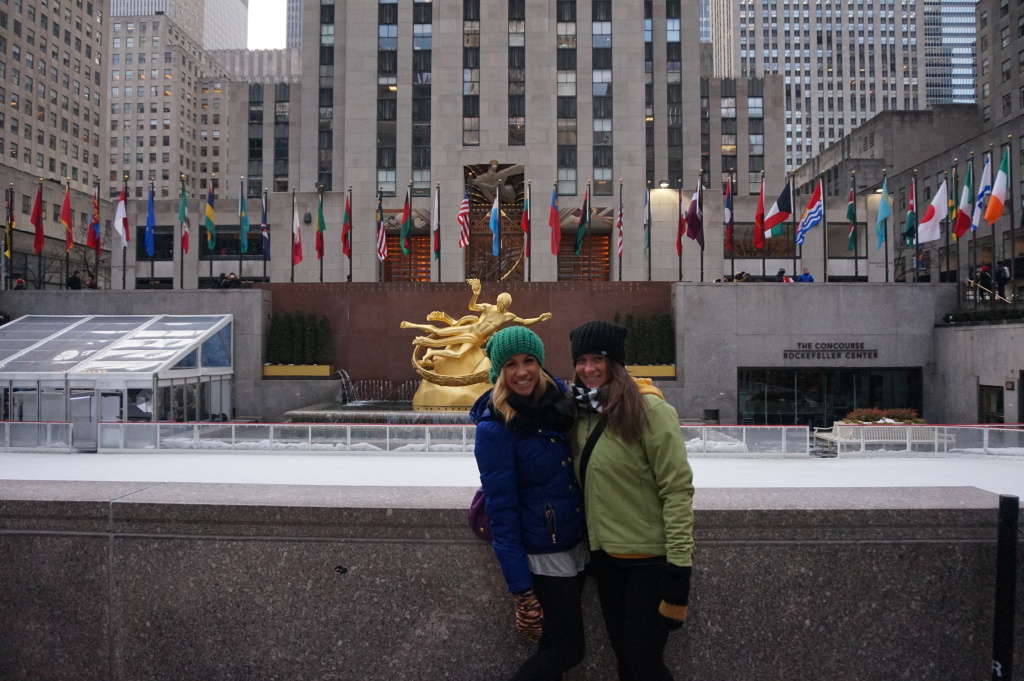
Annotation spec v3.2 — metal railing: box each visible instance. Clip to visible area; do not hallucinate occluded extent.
[0,422,1017,457]
[0,421,73,452]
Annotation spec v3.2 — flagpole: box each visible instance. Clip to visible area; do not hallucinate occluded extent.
[119,176,127,289]
[63,178,71,288]
[729,170,735,280]
[789,174,797,281]
[263,188,269,282]
[645,184,652,282]
[946,163,955,282]
[290,188,296,283]
[586,180,593,279]
[407,181,413,279]
[912,172,919,283]
[882,170,889,283]
[698,174,704,283]
[995,141,1005,278]
[435,182,441,282]
[617,179,623,281]
[318,184,324,283]
[238,177,245,282]
[377,186,384,283]
[852,171,858,280]
[678,177,683,282]
[821,177,829,281]
[527,180,532,282]
[346,185,353,282]
[3,185,10,290]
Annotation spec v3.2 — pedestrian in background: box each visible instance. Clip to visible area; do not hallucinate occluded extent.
[796,267,814,282]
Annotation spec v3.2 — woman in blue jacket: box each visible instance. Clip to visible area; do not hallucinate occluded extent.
[470,326,588,681]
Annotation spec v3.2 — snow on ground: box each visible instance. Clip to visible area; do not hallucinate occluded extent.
[1,451,1023,498]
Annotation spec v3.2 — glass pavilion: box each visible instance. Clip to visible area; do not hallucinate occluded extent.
[0,315,233,448]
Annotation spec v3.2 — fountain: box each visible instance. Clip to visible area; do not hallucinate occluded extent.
[284,279,553,423]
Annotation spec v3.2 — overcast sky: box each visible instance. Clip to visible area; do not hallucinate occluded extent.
[248,0,286,50]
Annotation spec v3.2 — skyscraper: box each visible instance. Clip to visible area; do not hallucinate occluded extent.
[711,0,928,169]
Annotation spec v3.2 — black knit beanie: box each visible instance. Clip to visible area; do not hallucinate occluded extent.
[569,320,627,366]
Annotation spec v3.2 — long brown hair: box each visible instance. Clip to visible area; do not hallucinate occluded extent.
[575,360,648,443]
[491,366,557,423]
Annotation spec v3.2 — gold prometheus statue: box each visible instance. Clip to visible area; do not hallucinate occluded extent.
[400,278,552,410]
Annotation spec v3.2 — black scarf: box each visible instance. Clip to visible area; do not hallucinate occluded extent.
[504,380,574,433]
[571,383,605,413]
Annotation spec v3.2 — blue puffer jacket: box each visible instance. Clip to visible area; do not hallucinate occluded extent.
[470,383,585,594]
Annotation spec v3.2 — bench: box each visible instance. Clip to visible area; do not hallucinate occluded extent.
[812,422,955,453]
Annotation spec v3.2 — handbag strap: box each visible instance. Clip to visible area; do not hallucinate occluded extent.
[577,419,607,492]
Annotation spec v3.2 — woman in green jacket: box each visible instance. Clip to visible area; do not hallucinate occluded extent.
[568,320,695,681]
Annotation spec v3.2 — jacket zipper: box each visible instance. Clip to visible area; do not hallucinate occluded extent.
[544,502,556,544]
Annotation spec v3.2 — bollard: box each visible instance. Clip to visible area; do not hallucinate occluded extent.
[992,494,1019,680]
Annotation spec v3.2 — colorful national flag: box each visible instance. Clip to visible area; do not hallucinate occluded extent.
[399,187,413,255]
[795,180,823,246]
[972,154,992,231]
[375,190,387,261]
[60,186,74,253]
[918,180,947,243]
[291,195,303,265]
[144,186,155,257]
[315,191,326,260]
[953,162,974,239]
[548,186,560,255]
[31,184,45,255]
[615,190,623,259]
[178,183,190,254]
[341,192,352,259]
[261,193,270,260]
[903,180,916,247]
[204,185,216,249]
[432,184,441,260]
[5,187,15,259]
[984,147,1010,224]
[753,176,765,250]
[763,181,792,238]
[113,185,129,248]
[457,189,471,248]
[846,184,857,251]
[86,188,103,253]
[685,182,704,249]
[489,193,501,256]
[239,189,250,254]
[724,178,734,251]
[520,185,530,258]
[875,178,891,249]
[575,188,589,256]
[642,189,650,253]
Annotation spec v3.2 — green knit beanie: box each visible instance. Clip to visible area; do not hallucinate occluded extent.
[485,326,545,384]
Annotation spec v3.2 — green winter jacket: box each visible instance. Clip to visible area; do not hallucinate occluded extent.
[573,393,694,567]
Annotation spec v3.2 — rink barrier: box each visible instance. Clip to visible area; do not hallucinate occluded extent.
[67,422,1024,457]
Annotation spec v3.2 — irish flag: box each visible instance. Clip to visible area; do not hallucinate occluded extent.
[984,148,1010,224]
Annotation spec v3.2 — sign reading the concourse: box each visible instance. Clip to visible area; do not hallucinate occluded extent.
[783,341,879,360]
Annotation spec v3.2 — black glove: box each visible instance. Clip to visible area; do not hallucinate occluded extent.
[657,563,691,623]
[512,588,544,642]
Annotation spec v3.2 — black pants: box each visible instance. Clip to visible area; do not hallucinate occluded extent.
[509,572,587,681]
[592,553,676,681]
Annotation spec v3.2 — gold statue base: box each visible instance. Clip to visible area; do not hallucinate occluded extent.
[411,348,491,411]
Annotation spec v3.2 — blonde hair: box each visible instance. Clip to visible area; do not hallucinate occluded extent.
[491,368,557,423]
[574,360,648,443]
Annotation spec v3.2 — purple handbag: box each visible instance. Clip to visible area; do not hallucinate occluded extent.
[467,487,493,542]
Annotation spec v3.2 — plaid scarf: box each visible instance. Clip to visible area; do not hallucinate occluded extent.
[571,383,604,413]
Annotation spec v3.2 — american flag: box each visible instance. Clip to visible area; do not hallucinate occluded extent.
[615,191,623,258]
[375,190,387,261]
[457,189,471,248]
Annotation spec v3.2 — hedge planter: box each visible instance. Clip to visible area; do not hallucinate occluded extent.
[263,364,336,378]
[626,365,676,379]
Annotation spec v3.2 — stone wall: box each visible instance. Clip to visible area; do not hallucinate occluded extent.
[0,481,1015,681]
[933,320,1024,424]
